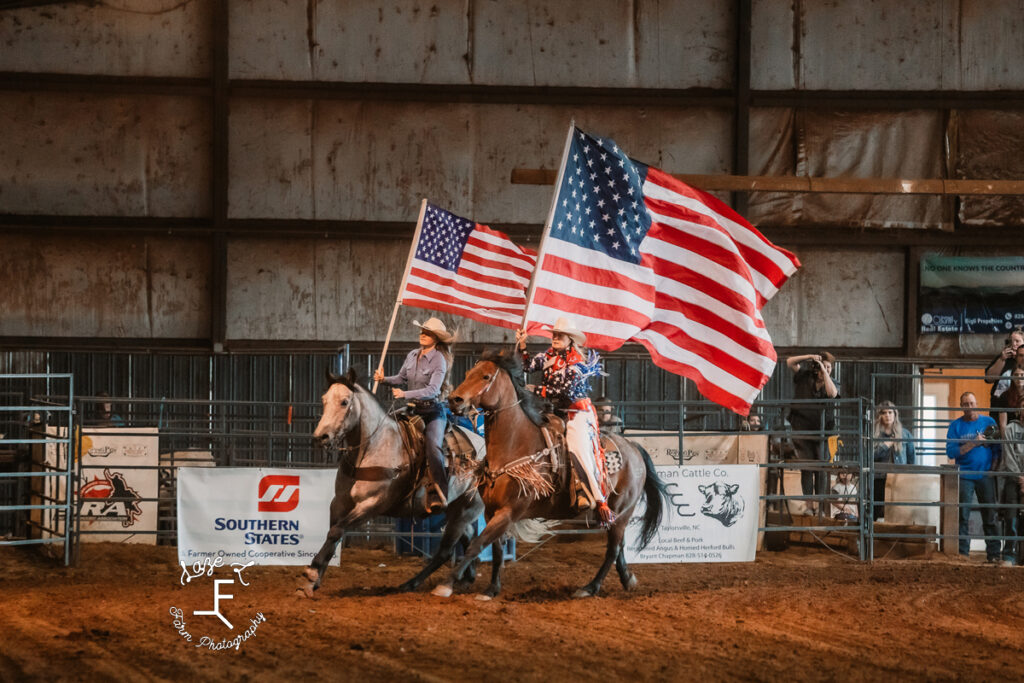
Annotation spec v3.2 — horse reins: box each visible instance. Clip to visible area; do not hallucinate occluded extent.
[327,389,412,482]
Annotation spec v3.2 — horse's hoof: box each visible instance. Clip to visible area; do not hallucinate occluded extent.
[431,584,454,598]
[474,593,492,602]
[624,574,638,591]
[572,587,595,599]
[302,567,320,583]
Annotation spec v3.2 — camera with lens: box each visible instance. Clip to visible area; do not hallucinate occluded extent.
[983,423,999,439]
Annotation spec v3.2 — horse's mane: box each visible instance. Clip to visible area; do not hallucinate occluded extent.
[326,367,388,414]
[480,347,544,426]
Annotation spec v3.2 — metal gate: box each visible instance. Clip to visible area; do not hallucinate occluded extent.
[0,373,75,565]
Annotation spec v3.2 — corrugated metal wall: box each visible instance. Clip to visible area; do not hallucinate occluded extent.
[1,0,1022,359]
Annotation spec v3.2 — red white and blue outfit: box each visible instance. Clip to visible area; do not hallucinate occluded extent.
[522,345,608,509]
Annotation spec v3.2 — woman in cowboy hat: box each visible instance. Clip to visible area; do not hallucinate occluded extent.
[374,317,453,513]
[515,317,613,524]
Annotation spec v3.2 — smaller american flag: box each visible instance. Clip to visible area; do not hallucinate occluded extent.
[400,202,537,330]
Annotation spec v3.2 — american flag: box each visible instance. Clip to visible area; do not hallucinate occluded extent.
[526,128,801,415]
[400,202,537,330]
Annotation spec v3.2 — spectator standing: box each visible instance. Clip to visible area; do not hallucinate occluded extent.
[594,397,624,434]
[986,328,1024,432]
[741,412,765,431]
[996,369,1024,566]
[872,400,916,522]
[945,391,1001,562]
[91,391,125,427]
[786,352,839,515]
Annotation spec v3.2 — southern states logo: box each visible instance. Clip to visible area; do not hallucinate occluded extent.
[170,557,266,652]
[258,475,299,512]
[79,468,143,528]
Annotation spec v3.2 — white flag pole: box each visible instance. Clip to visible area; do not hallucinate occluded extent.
[373,198,429,393]
[520,121,576,334]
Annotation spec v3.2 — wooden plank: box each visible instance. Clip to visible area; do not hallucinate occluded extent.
[510,169,1024,196]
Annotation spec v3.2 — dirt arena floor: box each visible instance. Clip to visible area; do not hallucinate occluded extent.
[2,538,1024,682]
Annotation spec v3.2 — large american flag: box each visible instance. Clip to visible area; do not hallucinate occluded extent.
[526,128,801,415]
[400,202,537,330]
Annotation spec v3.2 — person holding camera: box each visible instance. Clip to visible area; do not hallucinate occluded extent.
[985,327,1024,433]
[945,391,1001,561]
[786,352,839,515]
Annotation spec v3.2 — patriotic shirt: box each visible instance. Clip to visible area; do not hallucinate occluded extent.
[522,346,593,407]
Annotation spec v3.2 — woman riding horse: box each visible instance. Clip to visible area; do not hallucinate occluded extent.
[516,317,614,524]
[374,317,452,514]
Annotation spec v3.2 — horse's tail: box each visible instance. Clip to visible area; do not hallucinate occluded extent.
[510,518,559,544]
[635,443,668,552]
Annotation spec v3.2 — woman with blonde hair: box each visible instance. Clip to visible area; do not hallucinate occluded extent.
[872,400,916,522]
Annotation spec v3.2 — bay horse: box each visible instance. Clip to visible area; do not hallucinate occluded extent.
[299,367,485,597]
[432,348,668,599]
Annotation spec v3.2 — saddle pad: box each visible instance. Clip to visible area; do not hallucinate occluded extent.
[601,435,623,475]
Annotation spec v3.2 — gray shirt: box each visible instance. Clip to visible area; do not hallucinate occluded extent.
[381,347,447,401]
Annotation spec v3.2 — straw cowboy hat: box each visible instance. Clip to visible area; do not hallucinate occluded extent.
[548,317,586,347]
[413,317,454,343]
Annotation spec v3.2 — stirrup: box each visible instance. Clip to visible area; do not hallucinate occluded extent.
[597,502,615,526]
[425,483,448,514]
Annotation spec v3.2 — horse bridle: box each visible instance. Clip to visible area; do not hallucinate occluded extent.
[460,361,521,417]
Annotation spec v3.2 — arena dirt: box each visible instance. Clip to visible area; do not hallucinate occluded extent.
[2,539,1023,681]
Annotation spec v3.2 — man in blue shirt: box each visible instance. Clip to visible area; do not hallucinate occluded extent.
[945,391,1001,561]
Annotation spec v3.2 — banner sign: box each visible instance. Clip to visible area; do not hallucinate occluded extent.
[920,256,1024,334]
[178,468,339,566]
[628,431,767,467]
[624,464,759,563]
[44,426,159,544]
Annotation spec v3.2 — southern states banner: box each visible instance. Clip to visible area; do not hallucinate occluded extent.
[624,464,759,563]
[178,468,339,566]
[920,256,1024,334]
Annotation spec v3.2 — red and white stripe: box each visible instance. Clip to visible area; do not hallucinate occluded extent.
[527,166,800,415]
[401,222,537,330]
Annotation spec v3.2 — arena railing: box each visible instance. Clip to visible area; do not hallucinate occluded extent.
[868,372,1024,564]
[0,374,75,565]
[16,387,1021,566]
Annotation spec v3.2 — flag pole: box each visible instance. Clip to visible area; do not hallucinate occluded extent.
[520,120,576,333]
[373,198,429,393]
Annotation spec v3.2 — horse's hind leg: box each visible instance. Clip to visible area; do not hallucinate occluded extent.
[454,529,479,587]
[574,518,628,599]
[397,493,483,593]
[478,539,506,599]
[615,542,638,591]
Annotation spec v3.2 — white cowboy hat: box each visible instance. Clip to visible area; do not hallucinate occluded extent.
[413,317,453,343]
[548,317,586,347]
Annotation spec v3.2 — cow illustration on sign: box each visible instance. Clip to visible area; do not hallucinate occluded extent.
[698,482,745,527]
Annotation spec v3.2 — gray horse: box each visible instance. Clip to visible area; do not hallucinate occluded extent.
[299,368,485,596]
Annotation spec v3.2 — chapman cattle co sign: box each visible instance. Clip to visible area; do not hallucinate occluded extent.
[177,467,339,566]
[624,464,759,563]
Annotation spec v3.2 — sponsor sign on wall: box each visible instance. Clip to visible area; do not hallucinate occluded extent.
[627,431,767,467]
[44,426,159,543]
[624,464,759,563]
[177,467,339,566]
[920,256,1024,334]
